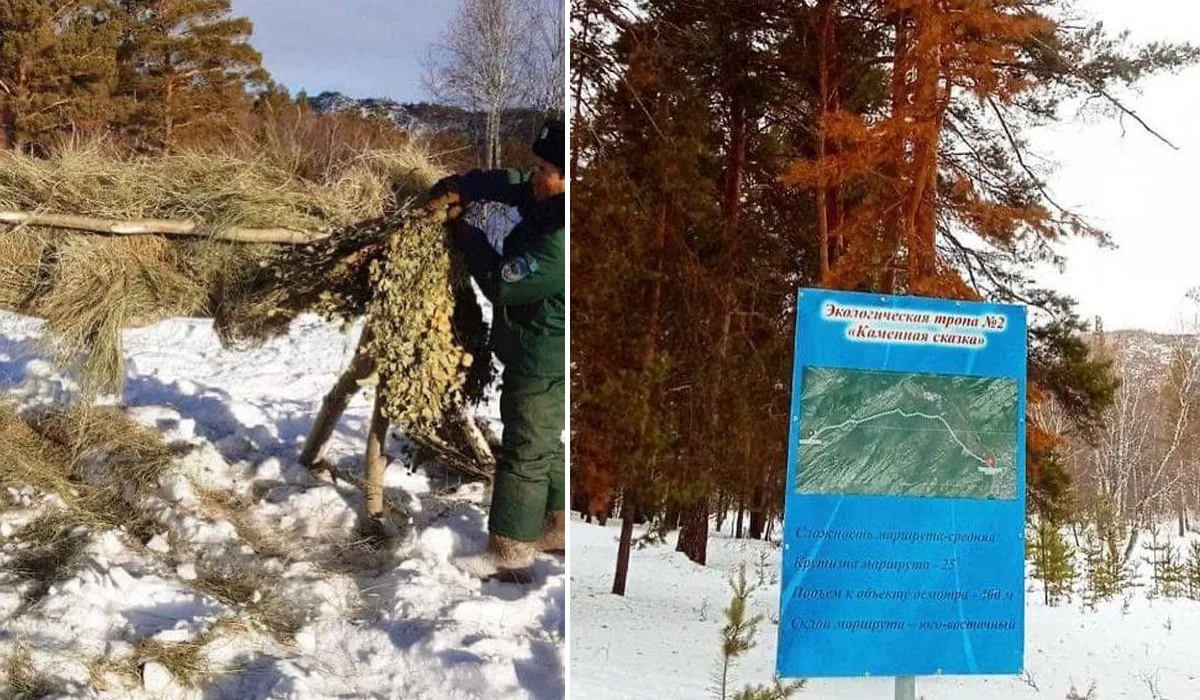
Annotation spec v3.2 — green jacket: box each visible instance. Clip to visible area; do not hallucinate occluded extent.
[457,169,565,378]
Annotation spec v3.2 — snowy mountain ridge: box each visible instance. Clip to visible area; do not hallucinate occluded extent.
[305,91,547,140]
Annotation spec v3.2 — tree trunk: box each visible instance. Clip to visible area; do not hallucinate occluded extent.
[486,106,502,170]
[569,7,591,179]
[735,498,745,539]
[883,8,911,293]
[163,61,174,148]
[1121,526,1140,566]
[815,0,833,281]
[902,4,945,288]
[572,484,587,519]
[748,483,766,540]
[676,499,709,565]
[663,500,682,533]
[612,496,638,596]
[7,62,28,151]
[723,102,747,233]
[749,509,766,540]
[611,201,669,592]
[714,492,728,535]
[1,105,15,151]
[1179,490,1188,537]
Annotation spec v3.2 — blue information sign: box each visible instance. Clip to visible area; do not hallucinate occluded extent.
[776,288,1026,678]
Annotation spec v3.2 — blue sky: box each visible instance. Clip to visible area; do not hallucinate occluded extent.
[230,1,456,102]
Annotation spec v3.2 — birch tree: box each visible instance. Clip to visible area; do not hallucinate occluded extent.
[520,0,565,118]
[1085,334,1200,561]
[423,0,530,169]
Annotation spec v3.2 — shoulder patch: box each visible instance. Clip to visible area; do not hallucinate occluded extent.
[501,254,539,283]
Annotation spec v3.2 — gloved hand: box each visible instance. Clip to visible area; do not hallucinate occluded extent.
[429,175,459,199]
[424,176,468,219]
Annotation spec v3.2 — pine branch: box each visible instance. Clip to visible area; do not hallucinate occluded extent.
[985,98,1108,245]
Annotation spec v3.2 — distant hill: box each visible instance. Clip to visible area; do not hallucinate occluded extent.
[304,91,550,142]
[1097,329,1192,379]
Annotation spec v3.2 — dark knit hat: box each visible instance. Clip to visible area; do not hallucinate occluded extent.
[531,118,565,173]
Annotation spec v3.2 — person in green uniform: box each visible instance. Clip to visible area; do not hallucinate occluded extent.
[431,118,566,580]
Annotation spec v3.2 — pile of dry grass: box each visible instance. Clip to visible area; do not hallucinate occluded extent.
[0,402,318,647]
[88,617,249,692]
[0,401,76,496]
[3,642,59,697]
[4,511,90,609]
[133,618,248,689]
[191,559,313,641]
[0,142,444,394]
[24,404,178,493]
[0,402,176,606]
[192,486,309,563]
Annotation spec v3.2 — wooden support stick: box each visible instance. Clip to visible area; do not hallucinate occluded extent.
[0,210,327,244]
[299,329,376,468]
[364,395,389,518]
[452,400,496,473]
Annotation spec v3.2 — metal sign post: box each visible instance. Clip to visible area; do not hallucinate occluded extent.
[895,676,915,700]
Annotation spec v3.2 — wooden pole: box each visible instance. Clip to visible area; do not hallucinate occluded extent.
[451,400,496,472]
[298,329,376,468]
[363,394,389,518]
[0,210,326,244]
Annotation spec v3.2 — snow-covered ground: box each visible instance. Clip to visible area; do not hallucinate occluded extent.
[571,517,1200,699]
[0,310,564,699]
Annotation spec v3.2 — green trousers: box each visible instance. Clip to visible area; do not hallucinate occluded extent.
[488,371,565,542]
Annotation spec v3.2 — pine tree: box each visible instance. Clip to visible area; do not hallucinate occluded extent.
[115,0,268,149]
[1081,502,1137,608]
[0,1,121,150]
[572,0,1197,596]
[1080,525,1132,607]
[1029,519,1078,606]
[1184,540,1200,601]
[713,565,805,700]
[774,1,1196,519]
[1079,533,1105,610]
[1142,525,1186,599]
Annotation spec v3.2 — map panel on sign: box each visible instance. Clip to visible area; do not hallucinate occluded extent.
[797,366,1018,500]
